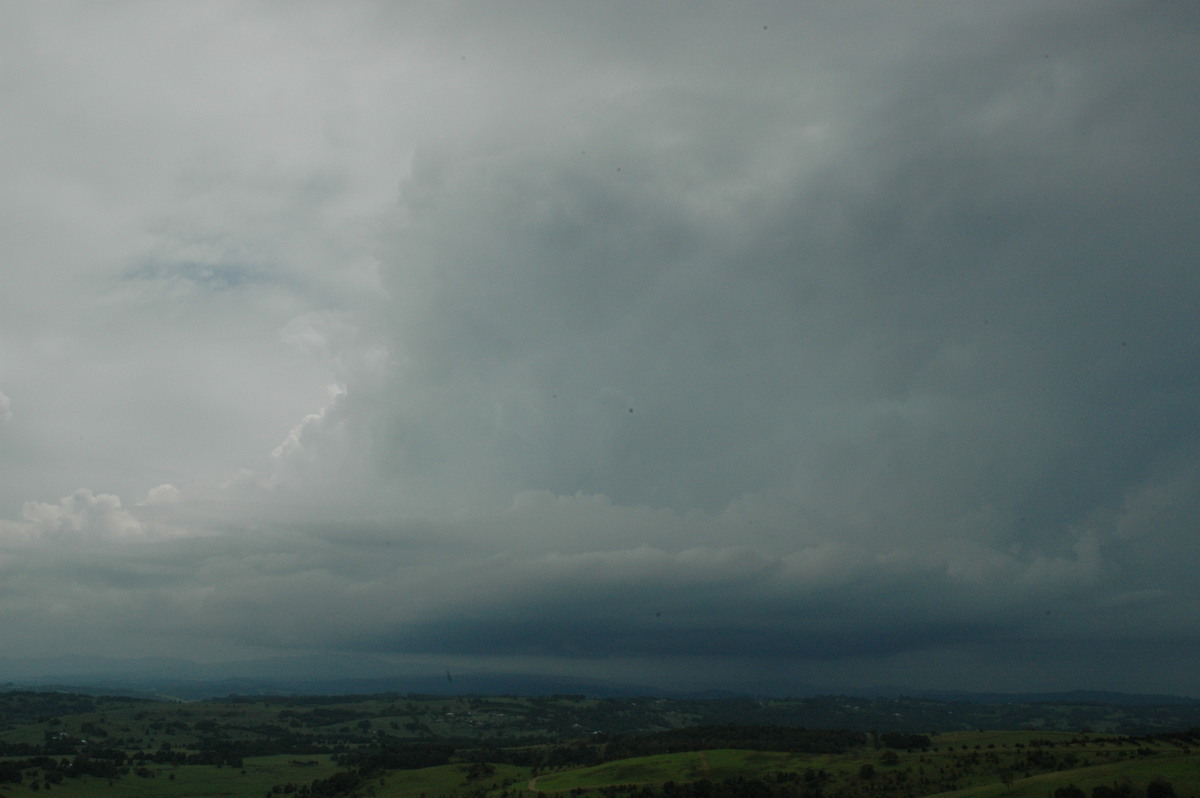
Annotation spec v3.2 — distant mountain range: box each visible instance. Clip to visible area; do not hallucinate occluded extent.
[1,654,1196,706]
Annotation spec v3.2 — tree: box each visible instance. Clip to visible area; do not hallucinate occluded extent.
[466,762,496,781]
[0,761,20,784]
[1146,778,1175,798]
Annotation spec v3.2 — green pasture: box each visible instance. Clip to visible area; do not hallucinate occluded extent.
[526,739,1200,797]
[3,692,1199,798]
[530,749,850,794]
[532,752,709,792]
[928,752,1200,797]
[371,762,532,798]
[699,748,848,779]
[932,730,1101,749]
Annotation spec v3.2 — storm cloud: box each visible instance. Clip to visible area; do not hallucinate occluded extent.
[2,0,1199,694]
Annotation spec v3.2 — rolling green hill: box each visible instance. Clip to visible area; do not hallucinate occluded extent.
[1,691,1197,797]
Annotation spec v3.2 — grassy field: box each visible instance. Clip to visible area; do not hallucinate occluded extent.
[368,762,533,798]
[2,692,1199,797]
[2,741,1197,798]
[525,735,1199,798]
[533,751,712,791]
[930,753,1200,798]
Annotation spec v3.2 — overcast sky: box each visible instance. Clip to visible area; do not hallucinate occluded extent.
[2,0,1199,695]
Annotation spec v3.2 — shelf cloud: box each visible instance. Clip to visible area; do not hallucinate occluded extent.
[2,0,1199,694]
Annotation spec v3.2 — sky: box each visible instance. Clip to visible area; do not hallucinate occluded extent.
[2,0,1199,696]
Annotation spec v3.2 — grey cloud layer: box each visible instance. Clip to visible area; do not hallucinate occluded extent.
[2,0,1199,692]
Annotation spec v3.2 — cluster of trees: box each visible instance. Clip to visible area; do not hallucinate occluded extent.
[2,691,1197,798]
[605,725,868,760]
[0,753,120,787]
[550,771,835,798]
[267,769,372,797]
[269,756,498,798]
[0,692,116,726]
[452,725,871,774]
[334,741,457,771]
[1054,778,1178,798]
[332,723,901,782]
[558,771,1185,798]
[876,732,931,750]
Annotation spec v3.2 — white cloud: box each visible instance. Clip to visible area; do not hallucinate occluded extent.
[0,489,178,544]
[0,0,1198,691]
[142,484,182,506]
